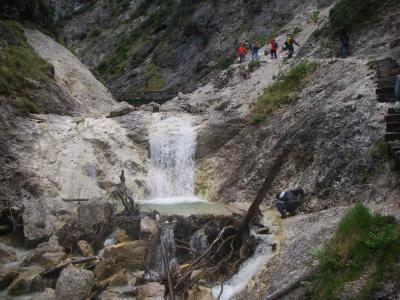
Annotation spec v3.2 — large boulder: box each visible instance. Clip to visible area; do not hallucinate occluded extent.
[103,240,147,270]
[55,265,95,300]
[40,252,66,268]
[0,267,19,289]
[77,240,94,257]
[34,288,56,300]
[140,216,158,236]
[109,102,135,118]
[0,243,16,263]
[77,199,115,248]
[136,282,165,300]
[113,227,133,243]
[22,236,65,267]
[8,266,45,296]
[93,258,121,281]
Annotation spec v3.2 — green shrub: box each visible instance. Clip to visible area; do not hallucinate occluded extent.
[309,11,320,24]
[250,61,318,118]
[144,63,165,90]
[217,57,235,70]
[249,114,264,125]
[370,139,390,161]
[307,204,400,299]
[89,27,102,39]
[0,21,54,114]
[248,60,261,73]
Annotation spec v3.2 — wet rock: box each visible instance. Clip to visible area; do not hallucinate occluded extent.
[114,215,141,240]
[140,216,158,236]
[0,267,19,289]
[99,269,127,287]
[77,240,94,257]
[93,258,121,281]
[113,227,132,243]
[103,240,147,270]
[8,266,45,296]
[77,199,115,248]
[22,236,65,266]
[136,282,165,300]
[55,265,95,300]
[109,102,135,118]
[34,288,56,300]
[0,243,16,263]
[187,285,212,300]
[40,252,66,268]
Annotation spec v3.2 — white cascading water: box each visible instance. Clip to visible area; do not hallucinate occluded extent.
[147,115,203,204]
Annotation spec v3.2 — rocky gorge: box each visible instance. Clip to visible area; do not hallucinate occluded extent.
[0,0,400,299]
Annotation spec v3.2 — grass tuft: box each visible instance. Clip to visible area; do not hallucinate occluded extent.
[250,60,318,123]
[0,21,54,114]
[307,203,400,299]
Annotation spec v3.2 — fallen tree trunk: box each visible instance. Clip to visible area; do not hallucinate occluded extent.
[239,149,290,235]
[42,256,100,277]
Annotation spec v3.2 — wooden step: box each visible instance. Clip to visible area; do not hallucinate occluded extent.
[385,132,400,141]
[385,114,400,122]
[386,122,400,132]
[388,108,400,114]
[378,95,395,102]
[376,87,395,95]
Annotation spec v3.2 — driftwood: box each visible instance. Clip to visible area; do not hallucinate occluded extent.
[161,236,175,300]
[42,256,100,277]
[264,267,317,300]
[113,170,140,214]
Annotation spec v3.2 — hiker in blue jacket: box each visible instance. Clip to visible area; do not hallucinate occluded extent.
[275,188,304,218]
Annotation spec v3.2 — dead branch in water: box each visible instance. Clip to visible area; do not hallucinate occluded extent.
[42,256,100,277]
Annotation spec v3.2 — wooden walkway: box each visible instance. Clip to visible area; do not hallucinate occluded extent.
[114,89,180,105]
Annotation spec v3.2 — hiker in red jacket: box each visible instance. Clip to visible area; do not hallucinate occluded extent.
[237,43,247,63]
[270,39,278,59]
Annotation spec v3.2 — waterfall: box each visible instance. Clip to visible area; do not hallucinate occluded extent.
[147,115,202,204]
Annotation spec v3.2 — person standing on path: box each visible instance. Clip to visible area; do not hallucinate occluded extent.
[251,41,260,61]
[270,38,278,59]
[237,43,247,63]
[283,35,300,59]
[339,30,350,58]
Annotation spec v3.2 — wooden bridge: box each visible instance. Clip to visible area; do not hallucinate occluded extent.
[113,89,180,105]
[375,58,400,163]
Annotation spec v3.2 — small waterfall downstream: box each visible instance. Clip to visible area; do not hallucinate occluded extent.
[147,115,201,204]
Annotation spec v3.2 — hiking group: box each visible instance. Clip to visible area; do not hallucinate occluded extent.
[236,35,300,63]
[237,31,351,63]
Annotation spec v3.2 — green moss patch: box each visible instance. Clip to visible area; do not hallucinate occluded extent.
[0,21,54,113]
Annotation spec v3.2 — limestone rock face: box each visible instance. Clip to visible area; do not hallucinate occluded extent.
[0,243,16,263]
[55,266,95,300]
[103,240,147,270]
[136,282,165,300]
[8,266,45,296]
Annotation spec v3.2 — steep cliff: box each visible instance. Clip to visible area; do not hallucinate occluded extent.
[55,0,335,95]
